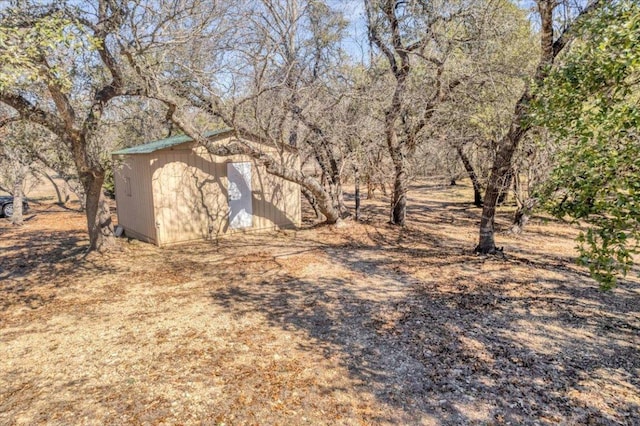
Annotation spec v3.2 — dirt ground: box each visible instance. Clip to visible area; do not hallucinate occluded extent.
[1,181,639,425]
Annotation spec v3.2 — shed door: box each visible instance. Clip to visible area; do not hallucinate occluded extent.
[227,162,253,229]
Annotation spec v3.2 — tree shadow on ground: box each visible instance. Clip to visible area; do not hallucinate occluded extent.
[4,182,637,424]
[0,226,123,312]
[207,223,640,425]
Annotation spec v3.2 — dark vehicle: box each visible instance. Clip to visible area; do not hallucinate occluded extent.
[0,196,29,218]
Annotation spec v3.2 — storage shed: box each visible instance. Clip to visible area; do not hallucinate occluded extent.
[111,128,301,246]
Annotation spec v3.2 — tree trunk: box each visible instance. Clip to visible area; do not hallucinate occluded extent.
[365,0,413,226]
[511,208,529,235]
[82,172,115,252]
[11,173,24,226]
[497,169,513,205]
[41,171,68,205]
[310,140,347,216]
[455,146,483,207]
[475,0,603,252]
[385,87,409,226]
[354,164,361,221]
[301,187,322,220]
[473,185,483,208]
[262,156,341,224]
[391,158,408,225]
[475,0,573,254]
[323,161,344,216]
[475,93,530,254]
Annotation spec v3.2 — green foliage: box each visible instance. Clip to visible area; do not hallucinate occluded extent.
[532,1,640,289]
[0,9,85,92]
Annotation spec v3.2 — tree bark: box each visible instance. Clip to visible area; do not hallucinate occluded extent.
[41,170,67,205]
[391,154,408,225]
[354,164,361,221]
[301,187,322,220]
[475,93,530,253]
[11,172,24,226]
[455,146,483,207]
[510,173,536,234]
[82,172,115,252]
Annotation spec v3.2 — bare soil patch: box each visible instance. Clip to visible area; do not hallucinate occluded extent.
[1,182,638,425]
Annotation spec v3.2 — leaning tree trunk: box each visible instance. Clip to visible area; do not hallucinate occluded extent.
[260,158,342,224]
[316,153,347,218]
[306,129,348,217]
[260,154,342,224]
[81,171,115,252]
[475,94,531,254]
[475,1,547,254]
[455,146,483,207]
[474,0,599,253]
[301,187,322,220]
[41,171,68,205]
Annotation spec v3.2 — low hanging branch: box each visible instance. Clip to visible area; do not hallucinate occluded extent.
[122,56,346,225]
[203,138,341,224]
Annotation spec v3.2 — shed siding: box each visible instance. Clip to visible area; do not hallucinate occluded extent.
[151,149,229,245]
[113,155,157,243]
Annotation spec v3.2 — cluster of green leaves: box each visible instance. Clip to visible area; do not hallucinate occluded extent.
[0,8,82,92]
[531,0,640,289]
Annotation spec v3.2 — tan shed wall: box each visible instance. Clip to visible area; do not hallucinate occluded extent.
[149,136,300,246]
[150,149,228,245]
[113,155,157,243]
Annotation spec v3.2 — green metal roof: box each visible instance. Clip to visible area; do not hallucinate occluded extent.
[111,128,233,155]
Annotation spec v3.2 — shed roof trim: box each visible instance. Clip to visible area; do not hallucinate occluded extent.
[112,127,234,155]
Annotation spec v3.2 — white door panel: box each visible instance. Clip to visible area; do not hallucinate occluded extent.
[227,162,253,229]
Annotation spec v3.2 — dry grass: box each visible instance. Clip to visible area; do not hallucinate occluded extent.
[1,181,638,425]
